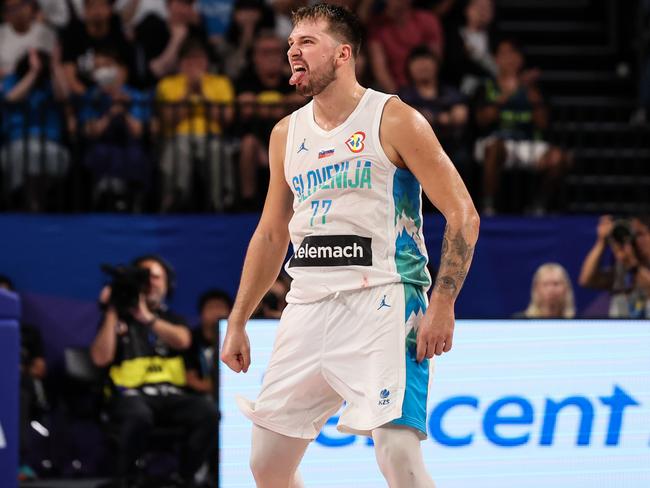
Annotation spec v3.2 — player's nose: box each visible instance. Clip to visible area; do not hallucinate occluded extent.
[288,44,301,58]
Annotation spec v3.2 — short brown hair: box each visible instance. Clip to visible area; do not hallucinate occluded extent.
[291,3,363,58]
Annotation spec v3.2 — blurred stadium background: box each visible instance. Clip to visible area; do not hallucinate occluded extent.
[0,0,649,487]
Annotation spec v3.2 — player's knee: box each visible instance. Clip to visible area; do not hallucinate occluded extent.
[374,437,414,475]
[250,450,290,486]
[249,453,270,484]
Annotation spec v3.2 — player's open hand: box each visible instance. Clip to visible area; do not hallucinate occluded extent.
[220,326,251,373]
[416,304,455,362]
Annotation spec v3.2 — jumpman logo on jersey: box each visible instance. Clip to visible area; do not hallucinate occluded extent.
[377,295,391,310]
[297,138,308,154]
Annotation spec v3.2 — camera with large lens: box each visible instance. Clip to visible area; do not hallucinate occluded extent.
[101,264,150,316]
[609,219,634,245]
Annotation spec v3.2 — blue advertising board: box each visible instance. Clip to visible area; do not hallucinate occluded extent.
[0,289,20,488]
[220,319,650,487]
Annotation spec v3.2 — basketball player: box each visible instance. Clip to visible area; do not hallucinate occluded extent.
[221,4,480,487]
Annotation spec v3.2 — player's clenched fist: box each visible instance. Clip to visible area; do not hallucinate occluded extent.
[220,326,251,373]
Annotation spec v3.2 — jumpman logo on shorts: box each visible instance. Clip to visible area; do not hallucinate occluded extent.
[297,138,308,153]
[377,295,391,310]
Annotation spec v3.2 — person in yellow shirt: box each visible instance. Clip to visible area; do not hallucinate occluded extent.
[156,37,235,211]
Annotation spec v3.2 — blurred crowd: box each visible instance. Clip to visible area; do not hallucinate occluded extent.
[0,0,579,214]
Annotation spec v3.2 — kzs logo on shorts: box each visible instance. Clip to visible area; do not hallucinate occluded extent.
[378,388,391,406]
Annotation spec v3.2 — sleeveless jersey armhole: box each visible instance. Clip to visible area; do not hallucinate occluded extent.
[283,111,298,183]
[372,94,401,171]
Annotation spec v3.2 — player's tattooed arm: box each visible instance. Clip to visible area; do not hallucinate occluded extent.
[380,97,479,303]
[434,224,475,298]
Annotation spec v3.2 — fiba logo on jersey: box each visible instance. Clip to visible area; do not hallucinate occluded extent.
[345,131,366,153]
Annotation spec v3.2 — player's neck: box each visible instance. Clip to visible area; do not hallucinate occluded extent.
[312,77,366,132]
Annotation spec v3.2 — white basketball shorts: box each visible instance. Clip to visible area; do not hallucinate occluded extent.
[237,282,433,440]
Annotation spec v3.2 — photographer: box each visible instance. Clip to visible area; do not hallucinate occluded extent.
[90,255,217,487]
[579,216,650,318]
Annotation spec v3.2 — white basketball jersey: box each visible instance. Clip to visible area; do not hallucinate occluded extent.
[283,88,431,303]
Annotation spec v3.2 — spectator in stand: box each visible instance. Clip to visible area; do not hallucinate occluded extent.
[38,0,124,33]
[268,0,306,41]
[197,0,235,51]
[116,0,167,36]
[474,39,570,215]
[235,31,304,209]
[399,46,472,188]
[156,37,235,211]
[78,47,151,211]
[58,0,95,23]
[579,215,650,318]
[61,0,133,97]
[0,49,69,211]
[221,0,275,80]
[35,0,74,29]
[440,0,497,96]
[0,276,48,481]
[184,289,233,397]
[0,0,56,78]
[368,0,444,94]
[128,0,211,89]
[514,263,576,319]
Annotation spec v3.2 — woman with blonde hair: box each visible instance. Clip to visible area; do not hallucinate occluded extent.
[519,262,576,319]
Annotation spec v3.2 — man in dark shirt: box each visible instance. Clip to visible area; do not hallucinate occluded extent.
[399,46,472,198]
[61,0,133,96]
[90,255,217,486]
[131,0,211,88]
[184,289,232,397]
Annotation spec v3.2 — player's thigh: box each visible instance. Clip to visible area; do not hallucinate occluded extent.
[241,301,343,439]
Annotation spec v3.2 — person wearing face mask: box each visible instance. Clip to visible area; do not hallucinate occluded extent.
[78,47,151,211]
[514,263,576,319]
[90,255,218,487]
[61,0,133,96]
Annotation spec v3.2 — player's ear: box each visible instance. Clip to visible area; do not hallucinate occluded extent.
[336,44,352,64]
